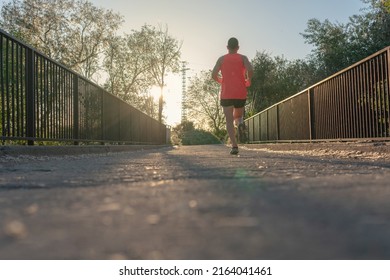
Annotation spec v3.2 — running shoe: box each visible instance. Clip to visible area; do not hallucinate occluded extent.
[238,123,247,143]
[230,146,239,155]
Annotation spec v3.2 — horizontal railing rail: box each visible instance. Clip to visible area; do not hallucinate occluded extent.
[1,28,168,145]
[245,46,390,143]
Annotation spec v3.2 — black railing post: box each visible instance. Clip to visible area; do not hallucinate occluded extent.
[308,88,316,141]
[73,74,79,145]
[266,110,269,141]
[101,90,105,145]
[26,48,35,145]
[387,48,390,136]
[276,105,280,141]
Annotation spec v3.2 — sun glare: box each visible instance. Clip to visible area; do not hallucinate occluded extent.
[150,86,162,101]
[149,74,182,126]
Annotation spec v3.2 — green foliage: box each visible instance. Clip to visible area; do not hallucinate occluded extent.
[186,71,226,137]
[249,0,390,115]
[0,0,123,80]
[0,1,181,122]
[179,121,195,132]
[180,130,222,145]
[247,51,320,114]
[102,26,159,118]
[385,0,390,12]
[301,0,390,77]
[171,121,222,145]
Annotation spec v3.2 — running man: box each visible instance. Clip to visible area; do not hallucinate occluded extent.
[212,37,254,155]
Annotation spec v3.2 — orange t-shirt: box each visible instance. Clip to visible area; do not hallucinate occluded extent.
[219,53,247,100]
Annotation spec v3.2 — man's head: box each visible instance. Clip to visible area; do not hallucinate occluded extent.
[227,37,239,52]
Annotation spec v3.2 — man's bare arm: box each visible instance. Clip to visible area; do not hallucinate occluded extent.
[242,55,254,79]
[212,56,223,83]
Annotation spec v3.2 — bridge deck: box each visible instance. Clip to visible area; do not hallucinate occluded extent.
[0,143,389,259]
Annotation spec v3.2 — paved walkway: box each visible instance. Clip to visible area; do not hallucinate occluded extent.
[0,143,389,259]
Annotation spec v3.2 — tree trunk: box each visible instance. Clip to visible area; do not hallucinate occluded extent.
[158,86,163,123]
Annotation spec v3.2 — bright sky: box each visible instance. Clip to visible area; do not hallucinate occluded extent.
[2,0,369,125]
[87,0,365,126]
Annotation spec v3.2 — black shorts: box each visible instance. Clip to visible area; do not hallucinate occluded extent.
[220,99,246,108]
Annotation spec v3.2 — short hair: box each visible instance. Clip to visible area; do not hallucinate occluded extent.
[227,37,239,50]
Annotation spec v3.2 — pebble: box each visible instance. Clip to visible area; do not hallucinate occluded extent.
[188,200,198,208]
[4,220,28,239]
[25,204,39,215]
[146,214,160,225]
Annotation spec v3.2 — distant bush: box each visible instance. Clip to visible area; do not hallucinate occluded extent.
[171,121,222,145]
[181,129,222,145]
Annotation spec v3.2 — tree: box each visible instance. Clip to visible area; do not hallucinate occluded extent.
[247,51,277,114]
[1,0,72,52]
[0,1,186,121]
[301,0,390,77]
[102,26,157,116]
[64,0,123,79]
[301,19,349,76]
[148,24,181,123]
[0,0,123,80]
[385,0,390,12]
[358,0,390,52]
[186,70,226,139]
[247,51,319,114]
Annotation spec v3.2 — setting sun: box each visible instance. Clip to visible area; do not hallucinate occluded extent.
[149,73,182,126]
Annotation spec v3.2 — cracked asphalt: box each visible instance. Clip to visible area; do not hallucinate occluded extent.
[0,143,389,259]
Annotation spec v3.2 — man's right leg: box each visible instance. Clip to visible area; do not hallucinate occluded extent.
[223,106,238,153]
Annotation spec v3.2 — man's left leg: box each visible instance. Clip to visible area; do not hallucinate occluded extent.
[233,107,246,143]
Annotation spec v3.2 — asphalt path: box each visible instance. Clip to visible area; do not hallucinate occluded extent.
[0,144,389,259]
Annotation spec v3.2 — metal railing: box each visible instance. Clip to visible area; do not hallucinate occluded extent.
[1,28,168,145]
[245,46,390,142]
